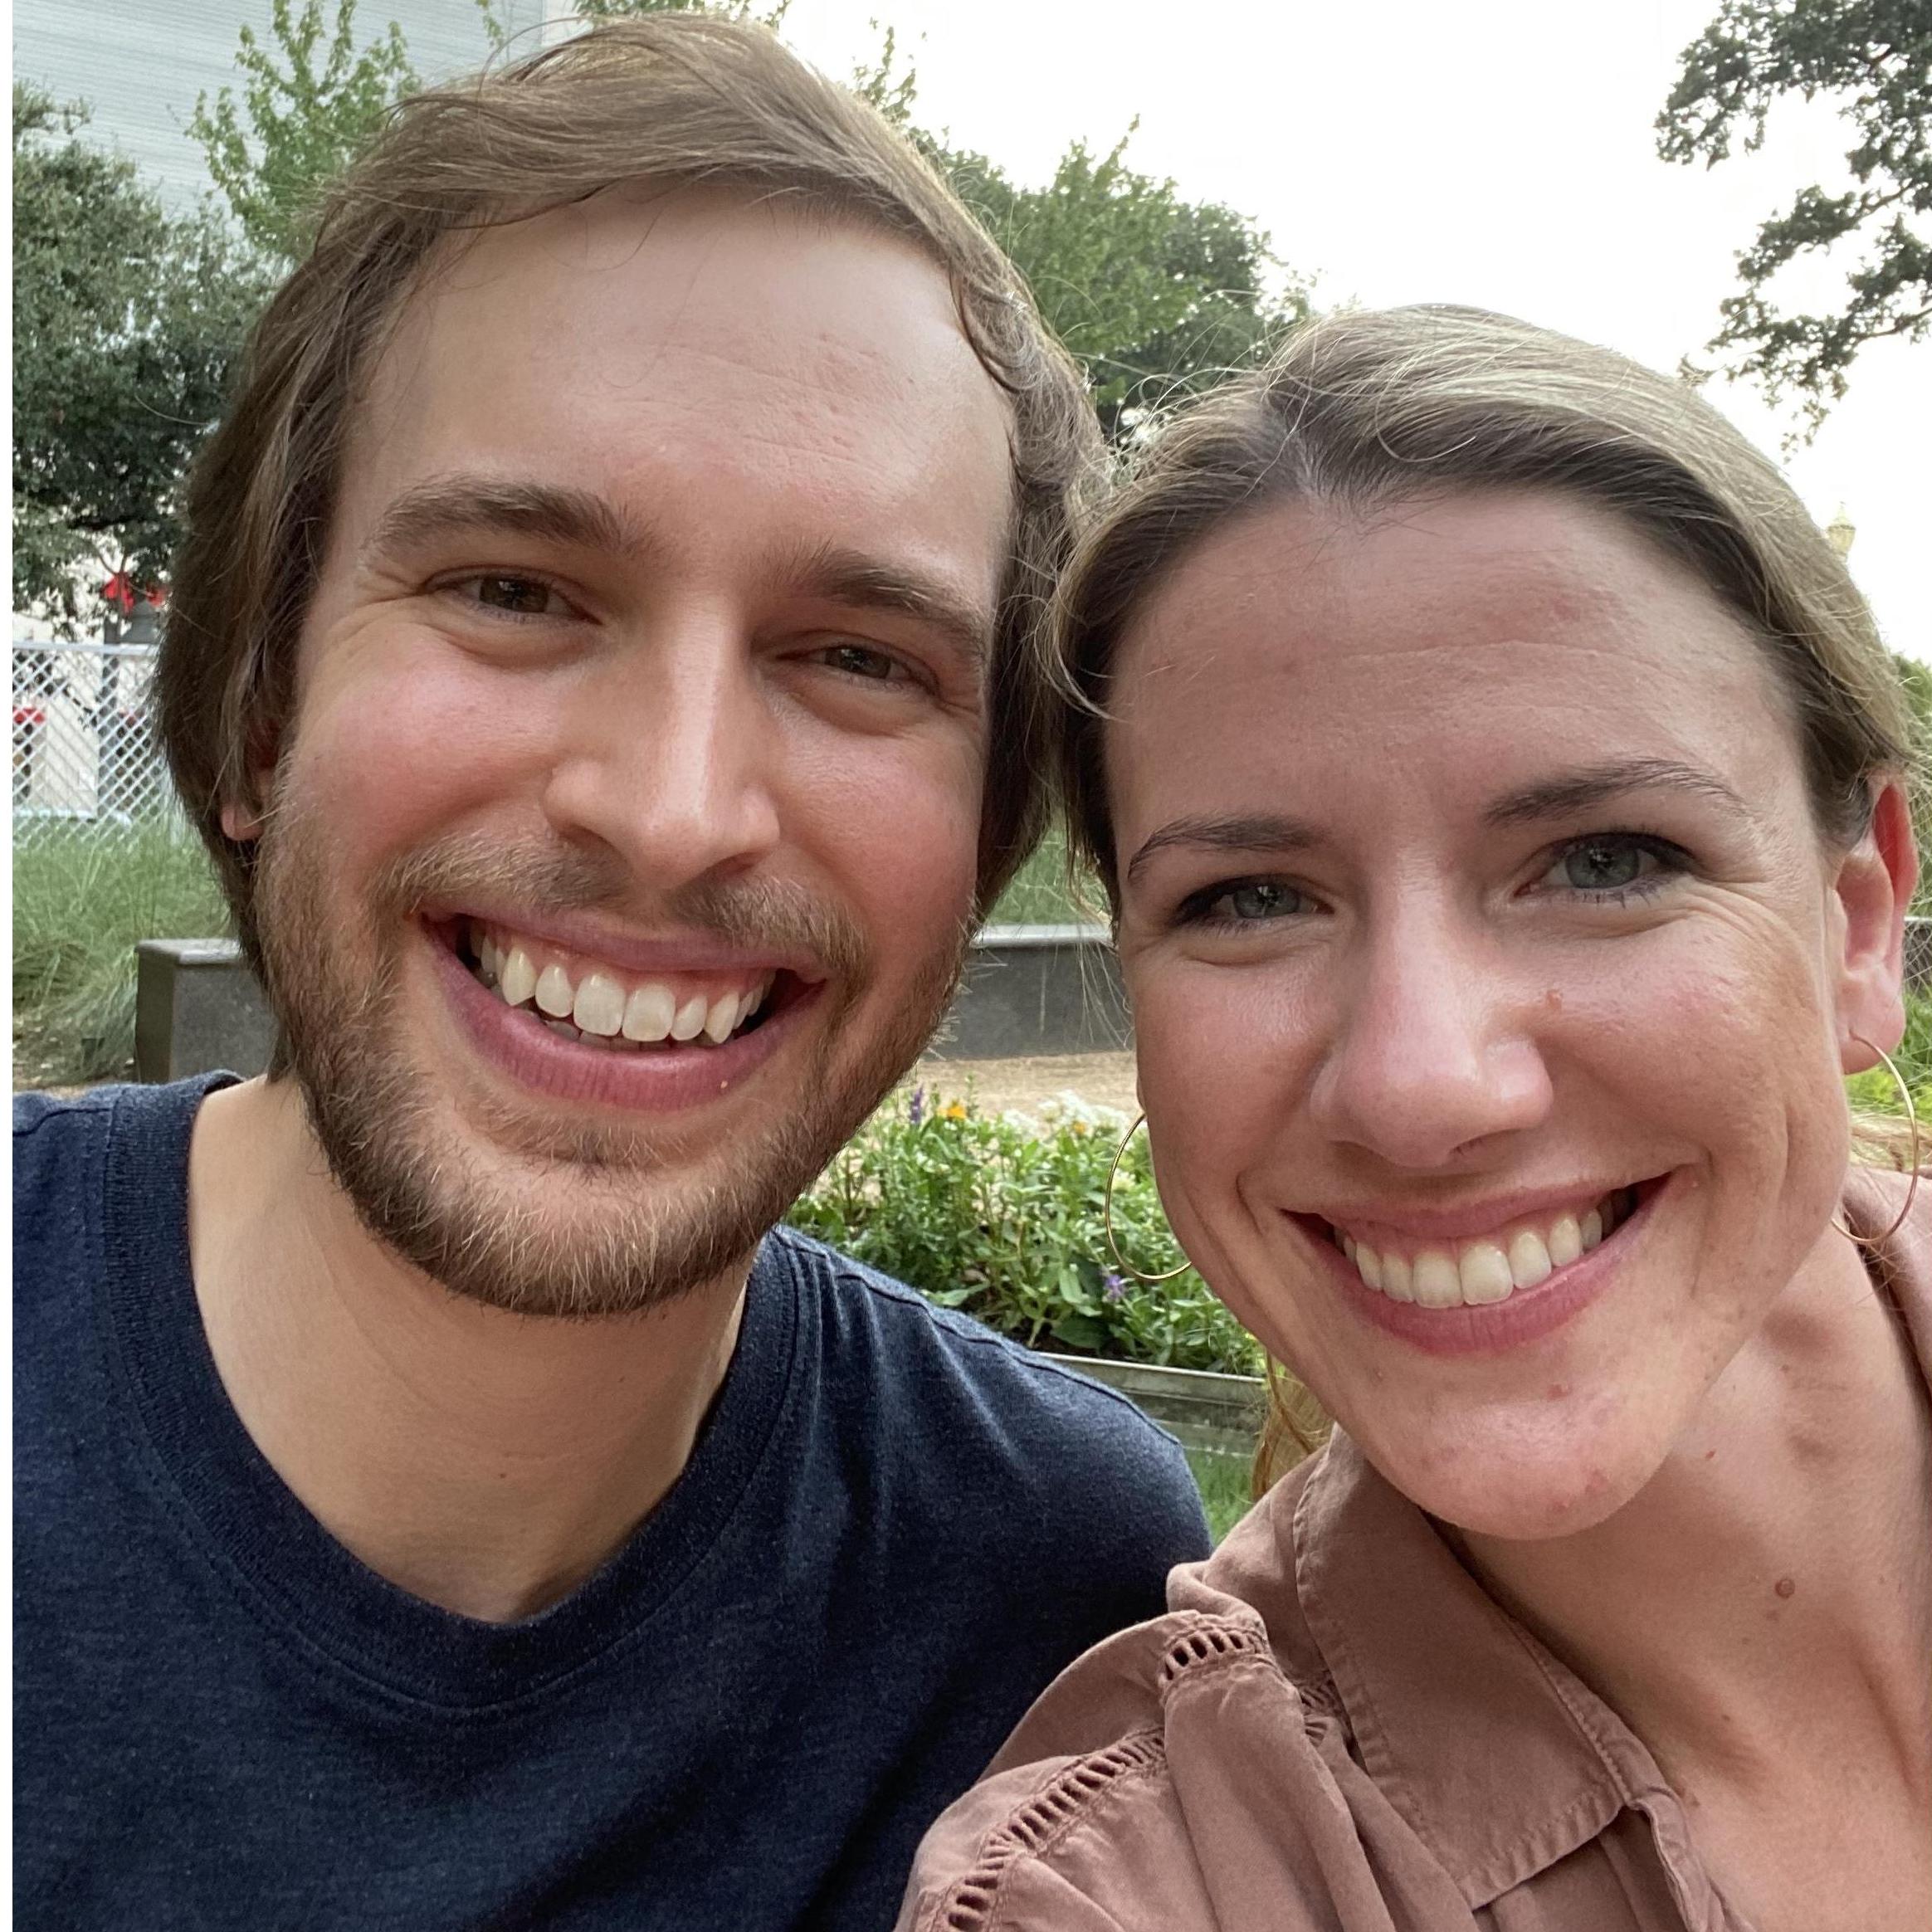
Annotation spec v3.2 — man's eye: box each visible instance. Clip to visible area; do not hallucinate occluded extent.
[819,642,904,682]
[1539,834,1681,895]
[455,574,563,617]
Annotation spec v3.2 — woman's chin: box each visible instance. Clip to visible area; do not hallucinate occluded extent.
[1359,1411,1669,1545]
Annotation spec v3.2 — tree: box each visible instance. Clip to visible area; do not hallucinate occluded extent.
[12,85,271,630]
[189,0,417,261]
[1658,0,1930,432]
[189,0,1303,442]
[940,132,1305,437]
[478,0,793,50]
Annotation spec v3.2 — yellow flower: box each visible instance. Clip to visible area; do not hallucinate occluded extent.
[939,1100,968,1121]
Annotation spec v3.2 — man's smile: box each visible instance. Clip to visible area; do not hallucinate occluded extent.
[424,915,829,1114]
[465,918,783,1049]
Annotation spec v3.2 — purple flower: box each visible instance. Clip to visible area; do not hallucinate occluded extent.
[1103,1271,1126,1302]
[907,1085,925,1127]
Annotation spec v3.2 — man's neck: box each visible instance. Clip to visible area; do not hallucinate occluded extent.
[186,1076,750,1623]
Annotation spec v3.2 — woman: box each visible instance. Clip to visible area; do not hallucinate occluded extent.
[899,308,1932,1930]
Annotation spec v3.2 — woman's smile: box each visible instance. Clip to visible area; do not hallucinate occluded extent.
[1286,1174,1668,1354]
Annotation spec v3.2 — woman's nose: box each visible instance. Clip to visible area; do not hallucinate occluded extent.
[1306,910,1554,1168]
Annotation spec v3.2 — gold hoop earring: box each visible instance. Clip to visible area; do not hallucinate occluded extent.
[1104,1112,1192,1285]
[1835,1034,1920,1248]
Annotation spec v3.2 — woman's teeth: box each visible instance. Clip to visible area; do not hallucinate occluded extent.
[1332,1189,1637,1309]
[467,925,774,1051]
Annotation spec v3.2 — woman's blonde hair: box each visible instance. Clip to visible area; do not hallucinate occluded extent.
[1049,305,1917,1491]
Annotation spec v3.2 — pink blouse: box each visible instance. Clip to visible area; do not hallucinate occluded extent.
[899,1168,1930,1931]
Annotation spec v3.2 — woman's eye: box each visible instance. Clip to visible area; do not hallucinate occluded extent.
[452,574,565,617]
[1539,834,1680,895]
[1189,880,1308,925]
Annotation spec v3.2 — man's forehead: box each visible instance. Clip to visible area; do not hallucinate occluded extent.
[351,185,1006,490]
[325,185,1016,625]
[368,185,997,422]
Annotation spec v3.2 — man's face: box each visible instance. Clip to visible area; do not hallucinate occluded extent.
[243,188,1015,1315]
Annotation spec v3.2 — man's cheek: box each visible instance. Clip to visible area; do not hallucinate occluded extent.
[288,693,533,848]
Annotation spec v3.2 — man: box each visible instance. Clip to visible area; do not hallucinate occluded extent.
[13,19,1209,1930]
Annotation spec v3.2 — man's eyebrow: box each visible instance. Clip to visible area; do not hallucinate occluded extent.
[785,543,996,667]
[1125,812,1320,888]
[359,477,656,566]
[1482,758,1749,828]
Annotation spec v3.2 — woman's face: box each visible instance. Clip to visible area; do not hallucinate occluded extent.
[1110,490,1910,1539]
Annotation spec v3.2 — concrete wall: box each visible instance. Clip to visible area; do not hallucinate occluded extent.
[134,925,1130,1081]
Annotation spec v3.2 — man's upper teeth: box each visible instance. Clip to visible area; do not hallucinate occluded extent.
[476,927,771,1046]
[1336,1195,1622,1308]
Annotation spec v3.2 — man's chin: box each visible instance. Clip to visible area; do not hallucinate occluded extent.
[285,965,945,1319]
[251,816,964,1317]
[306,1074,833,1319]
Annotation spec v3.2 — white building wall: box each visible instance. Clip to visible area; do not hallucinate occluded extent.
[14,0,556,210]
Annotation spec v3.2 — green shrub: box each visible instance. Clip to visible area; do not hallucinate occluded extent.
[1185,1449,1256,1544]
[1845,988,1932,1124]
[13,820,231,1085]
[987,822,1099,925]
[788,1086,1263,1377]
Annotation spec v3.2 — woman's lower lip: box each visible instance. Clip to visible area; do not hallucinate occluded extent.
[1308,1185,1662,1356]
[428,930,814,1112]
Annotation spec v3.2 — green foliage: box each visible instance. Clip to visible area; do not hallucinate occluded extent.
[12,86,271,629]
[939,129,1307,438]
[13,825,234,1086]
[1891,650,1932,910]
[1184,1449,1255,1544]
[188,0,417,261]
[989,822,1101,925]
[1658,0,1931,432]
[788,1087,1264,1376]
[846,19,917,127]
[477,0,793,48]
[1847,984,1932,1105]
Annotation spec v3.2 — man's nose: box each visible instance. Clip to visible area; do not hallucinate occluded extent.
[538,622,783,890]
[1305,904,1553,1169]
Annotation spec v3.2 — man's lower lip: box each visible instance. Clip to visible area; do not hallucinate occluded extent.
[429,933,814,1112]
[1308,1183,1663,1356]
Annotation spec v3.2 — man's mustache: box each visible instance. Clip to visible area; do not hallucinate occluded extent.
[360,831,872,983]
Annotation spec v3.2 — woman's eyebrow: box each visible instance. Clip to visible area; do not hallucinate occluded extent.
[1126,812,1320,887]
[1482,758,1749,828]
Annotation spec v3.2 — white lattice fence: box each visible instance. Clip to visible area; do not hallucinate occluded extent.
[12,640,176,836]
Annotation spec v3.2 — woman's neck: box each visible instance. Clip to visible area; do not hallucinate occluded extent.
[1456,1229,1932,1836]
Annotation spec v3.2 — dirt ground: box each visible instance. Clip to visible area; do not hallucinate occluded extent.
[902,1049,1138,1120]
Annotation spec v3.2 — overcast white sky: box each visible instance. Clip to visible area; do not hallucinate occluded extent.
[779,0,1930,661]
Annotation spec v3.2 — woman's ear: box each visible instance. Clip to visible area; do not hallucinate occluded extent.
[1833,777,1916,1071]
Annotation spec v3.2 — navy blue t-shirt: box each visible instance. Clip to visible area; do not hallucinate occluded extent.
[15,1079,1210,1930]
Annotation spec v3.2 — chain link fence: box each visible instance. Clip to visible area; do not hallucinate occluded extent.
[12,637,178,837]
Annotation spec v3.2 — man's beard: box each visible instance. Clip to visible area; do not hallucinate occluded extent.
[251,803,965,1320]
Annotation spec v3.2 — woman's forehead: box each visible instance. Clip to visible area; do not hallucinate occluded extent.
[1120,494,1778,719]
[1105,491,1808,830]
